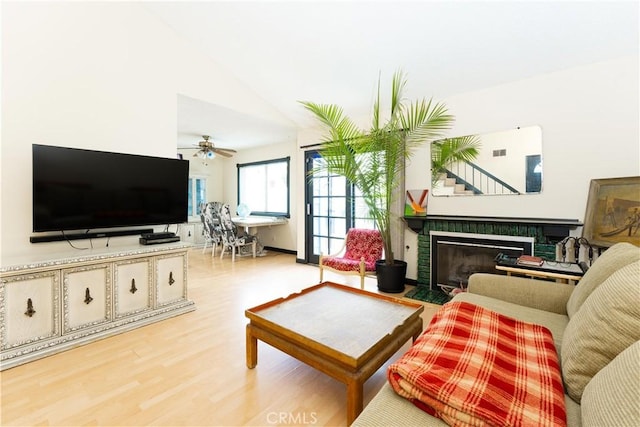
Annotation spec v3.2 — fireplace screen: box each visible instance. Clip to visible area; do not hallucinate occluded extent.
[430,232,534,291]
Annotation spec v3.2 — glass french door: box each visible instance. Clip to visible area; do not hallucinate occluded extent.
[304,151,374,264]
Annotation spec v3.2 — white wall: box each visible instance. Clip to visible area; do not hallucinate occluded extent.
[1,2,293,260]
[403,55,639,279]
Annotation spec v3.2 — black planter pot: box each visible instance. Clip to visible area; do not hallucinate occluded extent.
[375,259,407,293]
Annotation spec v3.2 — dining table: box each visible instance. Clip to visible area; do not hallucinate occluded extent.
[231,215,288,234]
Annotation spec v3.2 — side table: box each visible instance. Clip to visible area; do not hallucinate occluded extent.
[495,262,584,285]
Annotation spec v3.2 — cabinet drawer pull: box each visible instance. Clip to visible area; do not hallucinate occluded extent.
[168,271,175,286]
[130,278,138,294]
[84,287,94,304]
[24,298,36,317]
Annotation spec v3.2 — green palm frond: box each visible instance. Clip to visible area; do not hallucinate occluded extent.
[299,102,362,143]
[300,71,456,264]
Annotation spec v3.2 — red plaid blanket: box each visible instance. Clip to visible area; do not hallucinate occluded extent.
[388,301,566,427]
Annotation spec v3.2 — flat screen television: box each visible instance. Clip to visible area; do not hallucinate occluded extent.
[32,144,189,233]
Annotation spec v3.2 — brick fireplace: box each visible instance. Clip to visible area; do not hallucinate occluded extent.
[406,215,582,287]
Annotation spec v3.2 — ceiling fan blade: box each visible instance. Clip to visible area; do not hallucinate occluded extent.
[190,136,235,158]
[213,149,233,158]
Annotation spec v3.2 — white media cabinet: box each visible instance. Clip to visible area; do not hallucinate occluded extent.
[0,243,195,370]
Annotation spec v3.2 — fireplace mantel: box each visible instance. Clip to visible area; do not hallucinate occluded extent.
[404,215,582,238]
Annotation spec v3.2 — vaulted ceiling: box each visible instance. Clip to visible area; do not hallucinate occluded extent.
[142,1,639,150]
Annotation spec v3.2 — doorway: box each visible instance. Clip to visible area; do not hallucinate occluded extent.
[304,151,373,264]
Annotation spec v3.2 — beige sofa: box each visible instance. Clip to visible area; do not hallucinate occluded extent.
[353,242,640,427]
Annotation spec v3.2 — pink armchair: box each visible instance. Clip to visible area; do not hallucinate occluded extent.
[319,228,384,289]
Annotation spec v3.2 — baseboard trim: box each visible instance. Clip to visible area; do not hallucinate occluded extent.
[264,246,296,256]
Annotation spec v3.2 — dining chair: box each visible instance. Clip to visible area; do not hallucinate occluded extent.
[200,202,224,256]
[217,204,257,261]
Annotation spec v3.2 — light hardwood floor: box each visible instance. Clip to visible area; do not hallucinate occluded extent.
[1,248,440,427]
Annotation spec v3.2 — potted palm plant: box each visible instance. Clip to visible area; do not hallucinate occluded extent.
[301,70,456,292]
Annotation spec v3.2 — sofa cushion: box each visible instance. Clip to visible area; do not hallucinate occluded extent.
[351,383,448,427]
[581,341,640,426]
[566,242,640,318]
[468,273,574,315]
[561,260,640,403]
[453,292,569,351]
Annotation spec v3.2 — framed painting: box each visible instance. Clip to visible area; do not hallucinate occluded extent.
[405,189,429,216]
[582,176,640,247]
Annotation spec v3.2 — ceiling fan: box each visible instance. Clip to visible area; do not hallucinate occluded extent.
[192,135,237,159]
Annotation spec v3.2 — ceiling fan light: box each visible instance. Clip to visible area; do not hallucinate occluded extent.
[207,151,216,159]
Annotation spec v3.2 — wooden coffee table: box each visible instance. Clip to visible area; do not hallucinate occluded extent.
[245,281,424,424]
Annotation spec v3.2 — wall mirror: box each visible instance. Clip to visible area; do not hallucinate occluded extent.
[431,125,542,196]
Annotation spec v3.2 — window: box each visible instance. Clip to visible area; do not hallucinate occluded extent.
[353,185,376,229]
[187,176,207,219]
[237,157,290,217]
